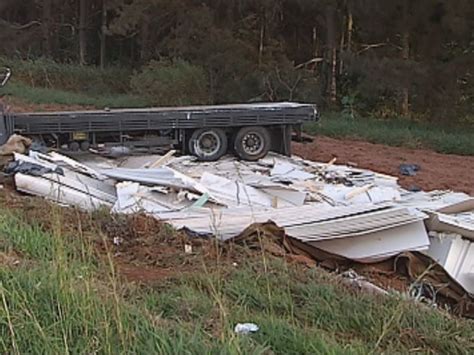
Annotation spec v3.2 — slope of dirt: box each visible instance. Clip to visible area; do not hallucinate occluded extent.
[293,136,474,195]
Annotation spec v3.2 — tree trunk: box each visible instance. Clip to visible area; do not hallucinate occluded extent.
[312,26,318,58]
[347,11,353,52]
[400,0,410,116]
[326,5,337,105]
[79,0,87,65]
[401,30,410,116]
[339,16,345,75]
[42,0,52,57]
[100,0,107,70]
[330,47,337,103]
[258,12,265,67]
[140,16,150,62]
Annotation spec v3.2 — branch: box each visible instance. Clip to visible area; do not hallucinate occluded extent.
[357,41,403,54]
[275,67,303,101]
[295,57,324,69]
[275,67,292,92]
[0,18,41,30]
[57,23,76,35]
[357,42,387,54]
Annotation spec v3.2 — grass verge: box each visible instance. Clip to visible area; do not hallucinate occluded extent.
[306,113,474,156]
[0,56,131,94]
[0,194,473,354]
[2,82,151,109]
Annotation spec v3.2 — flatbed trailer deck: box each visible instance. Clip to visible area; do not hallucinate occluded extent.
[0,68,319,161]
[1,102,318,161]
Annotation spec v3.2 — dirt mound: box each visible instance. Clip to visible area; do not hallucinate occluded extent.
[99,214,222,282]
[1,191,249,283]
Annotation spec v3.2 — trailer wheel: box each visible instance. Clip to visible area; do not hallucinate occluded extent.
[69,141,80,152]
[234,126,270,161]
[80,141,90,151]
[189,128,228,161]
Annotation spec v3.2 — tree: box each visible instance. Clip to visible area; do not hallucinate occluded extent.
[100,0,107,69]
[79,0,87,65]
[0,0,472,121]
[42,0,53,57]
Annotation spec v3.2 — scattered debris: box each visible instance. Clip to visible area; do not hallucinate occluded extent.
[13,152,116,210]
[0,134,32,156]
[6,149,474,318]
[424,232,474,294]
[234,323,259,334]
[270,161,314,182]
[340,270,389,296]
[5,160,63,177]
[147,149,176,168]
[424,199,474,240]
[399,163,421,176]
[184,244,193,254]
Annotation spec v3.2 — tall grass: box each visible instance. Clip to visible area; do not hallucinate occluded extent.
[0,56,151,109]
[0,56,131,94]
[306,113,474,156]
[3,82,151,109]
[1,200,473,354]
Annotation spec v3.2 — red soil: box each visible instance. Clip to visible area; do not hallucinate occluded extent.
[293,136,474,195]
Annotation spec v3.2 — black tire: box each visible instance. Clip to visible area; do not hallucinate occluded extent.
[188,128,228,161]
[69,141,80,152]
[234,126,271,161]
[80,141,90,151]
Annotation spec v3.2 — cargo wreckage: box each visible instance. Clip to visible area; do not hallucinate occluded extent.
[0,68,318,161]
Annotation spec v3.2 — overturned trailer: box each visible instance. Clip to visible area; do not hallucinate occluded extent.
[0,102,318,161]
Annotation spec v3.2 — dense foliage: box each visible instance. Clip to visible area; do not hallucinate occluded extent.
[130,59,210,105]
[0,0,473,121]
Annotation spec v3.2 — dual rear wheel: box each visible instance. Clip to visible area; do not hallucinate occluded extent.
[189,126,271,161]
[68,140,90,152]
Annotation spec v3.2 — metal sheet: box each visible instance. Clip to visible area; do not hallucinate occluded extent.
[154,204,426,242]
[424,233,474,294]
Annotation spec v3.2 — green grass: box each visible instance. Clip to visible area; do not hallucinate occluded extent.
[3,82,151,109]
[306,113,474,156]
[0,200,473,354]
[0,56,131,94]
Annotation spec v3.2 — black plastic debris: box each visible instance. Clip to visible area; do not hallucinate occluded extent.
[399,164,420,176]
[4,161,64,177]
[407,185,422,192]
[29,142,49,154]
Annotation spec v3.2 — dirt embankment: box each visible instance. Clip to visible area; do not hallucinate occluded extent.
[293,136,474,195]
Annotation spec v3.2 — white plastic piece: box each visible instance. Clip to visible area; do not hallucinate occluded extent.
[234,323,259,334]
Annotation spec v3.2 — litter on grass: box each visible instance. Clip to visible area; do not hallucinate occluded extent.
[234,323,259,334]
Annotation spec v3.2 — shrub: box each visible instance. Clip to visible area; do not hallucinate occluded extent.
[130,59,209,106]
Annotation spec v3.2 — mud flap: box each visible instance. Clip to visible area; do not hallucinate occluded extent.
[0,111,9,145]
[270,125,292,156]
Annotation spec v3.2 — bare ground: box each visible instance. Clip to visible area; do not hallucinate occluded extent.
[293,135,474,195]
